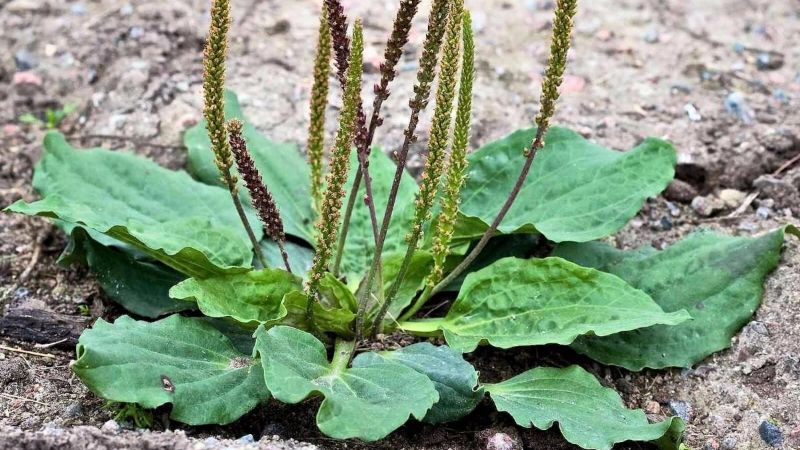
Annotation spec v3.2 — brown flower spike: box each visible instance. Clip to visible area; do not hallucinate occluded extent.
[228,119,291,273]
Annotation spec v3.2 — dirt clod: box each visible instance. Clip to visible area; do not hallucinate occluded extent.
[0,358,28,385]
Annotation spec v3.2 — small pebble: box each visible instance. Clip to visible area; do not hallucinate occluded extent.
[668,400,691,421]
[477,429,523,450]
[758,421,783,447]
[684,103,702,122]
[236,434,255,444]
[14,50,38,71]
[665,179,698,203]
[644,29,660,43]
[658,216,673,231]
[120,3,133,16]
[666,201,681,217]
[70,3,87,15]
[756,52,783,71]
[737,221,758,232]
[772,89,790,104]
[130,27,144,39]
[721,435,737,449]
[101,419,121,434]
[756,206,772,220]
[644,400,661,414]
[724,92,755,124]
[718,188,746,208]
[63,403,84,418]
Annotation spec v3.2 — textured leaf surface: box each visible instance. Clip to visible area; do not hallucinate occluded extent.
[555,226,798,370]
[73,315,269,425]
[256,326,438,441]
[169,269,301,326]
[73,229,192,318]
[377,251,434,326]
[486,365,684,450]
[281,290,356,337]
[426,257,689,352]
[277,273,357,336]
[184,90,315,243]
[339,149,419,282]
[441,234,541,292]
[360,343,483,424]
[458,127,676,242]
[5,132,257,278]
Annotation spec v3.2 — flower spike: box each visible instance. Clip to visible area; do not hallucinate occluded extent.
[228,119,291,273]
[428,9,475,288]
[306,19,365,321]
[370,0,464,334]
[202,0,267,268]
[307,3,332,212]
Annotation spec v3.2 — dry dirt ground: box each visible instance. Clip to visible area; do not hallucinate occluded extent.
[1,0,799,449]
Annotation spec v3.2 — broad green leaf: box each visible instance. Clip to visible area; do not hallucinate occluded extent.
[404,257,689,352]
[554,225,799,370]
[255,326,439,441]
[486,365,684,450]
[5,132,258,278]
[376,251,434,327]
[339,149,419,283]
[184,90,316,244]
[260,239,315,277]
[359,342,483,424]
[458,127,676,243]
[278,273,357,336]
[69,228,192,318]
[281,290,356,337]
[73,315,269,425]
[441,234,542,292]
[200,317,259,355]
[169,269,301,327]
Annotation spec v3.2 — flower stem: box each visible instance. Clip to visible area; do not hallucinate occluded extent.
[228,188,268,268]
[332,338,355,374]
[202,0,268,269]
[428,0,578,301]
[368,0,463,336]
[333,0,422,276]
[351,0,451,341]
[306,19,365,326]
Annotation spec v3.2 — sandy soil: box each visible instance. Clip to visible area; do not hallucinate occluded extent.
[1,0,799,449]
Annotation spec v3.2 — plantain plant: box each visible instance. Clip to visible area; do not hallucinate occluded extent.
[4,0,798,448]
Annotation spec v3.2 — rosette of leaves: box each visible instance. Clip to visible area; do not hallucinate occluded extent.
[4,0,798,448]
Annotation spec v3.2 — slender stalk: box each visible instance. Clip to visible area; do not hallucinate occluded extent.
[203,0,268,268]
[306,20,365,324]
[428,0,578,299]
[307,3,332,212]
[228,119,292,273]
[332,338,356,373]
[333,0,421,275]
[352,0,451,338]
[228,190,268,268]
[367,0,462,337]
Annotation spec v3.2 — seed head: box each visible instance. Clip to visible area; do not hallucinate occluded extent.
[534,0,577,140]
[307,19,365,293]
[228,119,286,245]
[429,10,474,286]
[308,3,332,211]
[203,0,235,188]
[408,0,463,245]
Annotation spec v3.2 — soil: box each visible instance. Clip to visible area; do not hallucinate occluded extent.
[1,0,799,449]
